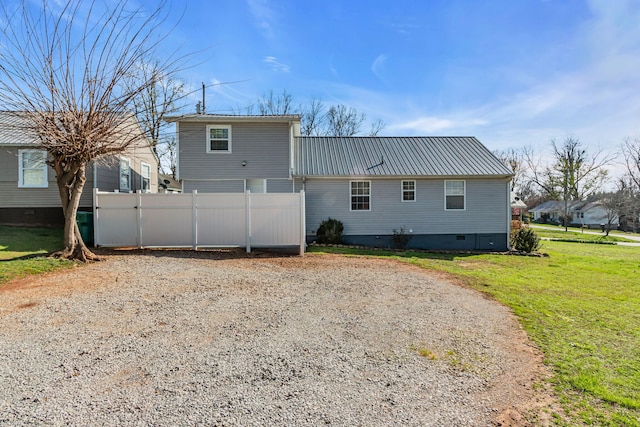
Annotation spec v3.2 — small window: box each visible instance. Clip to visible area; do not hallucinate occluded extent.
[206,125,232,153]
[445,180,465,210]
[18,149,48,188]
[141,162,151,192]
[350,181,371,211]
[402,180,416,202]
[120,158,131,191]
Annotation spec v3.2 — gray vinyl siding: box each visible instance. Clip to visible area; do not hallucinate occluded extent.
[267,179,295,193]
[183,180,245,193]
[0,147,93,208]
[179,122,290,180]
[303,178,509,236]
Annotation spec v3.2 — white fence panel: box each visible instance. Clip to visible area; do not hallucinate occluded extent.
[94,189,305,253]
[196,193,248,247]
[251,193,302,246]
[95,192,138,247]
[140,193,194,247]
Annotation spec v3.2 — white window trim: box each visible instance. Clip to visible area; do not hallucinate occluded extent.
[444,179,466,211]
[206,124,232,153]
[401,180,416,202]
[18,149,48,188]
[140,161,151,193]
[349,180,371,212]
[120,157,131,191]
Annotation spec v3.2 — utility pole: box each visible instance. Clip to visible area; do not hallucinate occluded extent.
[564,171,569,232]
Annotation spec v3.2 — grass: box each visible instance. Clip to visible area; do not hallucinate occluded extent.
[309,242,640,426]
[531,227,636,243]
[0,225,73,285]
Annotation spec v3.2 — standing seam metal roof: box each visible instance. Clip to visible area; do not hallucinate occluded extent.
[294,136,512,177]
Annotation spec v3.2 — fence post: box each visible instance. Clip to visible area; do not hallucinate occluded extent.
[192,190,198,250]
[299,190,306,256]
[136,190,142,249]
[93,188,99,247]
[246,190,251,253]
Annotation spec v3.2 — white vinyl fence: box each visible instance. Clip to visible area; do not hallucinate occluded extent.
[93,189,306,254]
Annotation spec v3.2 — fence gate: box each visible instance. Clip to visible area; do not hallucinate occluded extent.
[93,189,306,254]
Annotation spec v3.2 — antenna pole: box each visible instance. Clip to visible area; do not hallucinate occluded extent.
[202,82,206,114]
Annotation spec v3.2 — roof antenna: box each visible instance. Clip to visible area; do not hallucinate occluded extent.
[381,155,384,165]
[202,82,206,114]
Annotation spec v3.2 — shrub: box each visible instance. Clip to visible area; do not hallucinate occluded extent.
[392,227,413,249]
[510,220,524,247]
[512,227,541,253]
[316,218,344,244]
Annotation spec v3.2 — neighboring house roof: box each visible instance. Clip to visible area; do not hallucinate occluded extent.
[165,114,301,123]
[511,193,527,209]
[294,136,513,177]
[0,111,39,145]
[530,200,606,213]
[159,174,181,192]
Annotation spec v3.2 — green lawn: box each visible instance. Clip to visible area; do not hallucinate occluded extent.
[533,228,634,243]
[309,242,640,426]
[0,225,73,285]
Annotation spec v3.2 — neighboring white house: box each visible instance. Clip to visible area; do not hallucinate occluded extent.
[166,114,514,251]
[0,111,159,227]
[529,200,618,228]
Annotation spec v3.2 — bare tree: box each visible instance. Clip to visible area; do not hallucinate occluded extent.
[300,97,325,136]
[0,0,179,261]
[368,117,386,136]
[526,138,611,201]
[325,104,366,137]
[494,147,529,194]
[622,137,640,190]
[258,90,295,115]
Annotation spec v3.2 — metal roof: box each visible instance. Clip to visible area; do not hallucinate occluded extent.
[294,136,513,177]
[165,113,301,123]
[0,111,39,145]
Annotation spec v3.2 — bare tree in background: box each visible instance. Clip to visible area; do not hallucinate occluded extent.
[494,147,529,194]
[129,61,184,177]
[325,104,366,137]
[301,97,325,136]
[622,137,640,190]
[258,90,295,115]
[0,0,180,261]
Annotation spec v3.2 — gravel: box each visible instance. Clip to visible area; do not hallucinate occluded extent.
[0,251,548,426]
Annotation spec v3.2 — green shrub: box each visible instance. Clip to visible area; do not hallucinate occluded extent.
[512,227,541,253]
[316,218,344,244]
[392,227,412,249]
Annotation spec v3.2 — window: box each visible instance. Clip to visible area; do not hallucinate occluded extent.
[206,125,232,152]
[350,181,371,211]
[402,180,416,202]
[18,149,48,188]
[141,162,151,192]
[119,158,131,191]
[445,180,465,210]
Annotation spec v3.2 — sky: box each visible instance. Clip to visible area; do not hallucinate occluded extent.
[4,0,640,173]
[162,0,640,162]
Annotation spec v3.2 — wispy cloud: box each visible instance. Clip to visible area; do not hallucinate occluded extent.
[371,54,388,81]
[246,0,276,39]
[263,56,290,73]
[390,116,488,133]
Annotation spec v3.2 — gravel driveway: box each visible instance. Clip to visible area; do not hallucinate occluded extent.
[0,251,552,426]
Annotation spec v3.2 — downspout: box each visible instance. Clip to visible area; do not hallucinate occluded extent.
[506,178,511,250]
[175,122,180,181]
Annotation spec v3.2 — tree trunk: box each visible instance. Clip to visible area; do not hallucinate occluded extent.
[51,160,99,262]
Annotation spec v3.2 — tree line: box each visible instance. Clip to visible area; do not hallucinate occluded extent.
[495,137,640,232]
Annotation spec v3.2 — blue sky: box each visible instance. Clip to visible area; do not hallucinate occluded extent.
[167,0,640,162]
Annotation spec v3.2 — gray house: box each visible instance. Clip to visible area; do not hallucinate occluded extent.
[167,114,513,251]
[0,111,159,227]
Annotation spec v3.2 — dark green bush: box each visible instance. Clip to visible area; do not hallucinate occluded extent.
[392,227,412,249]
[316,218,344,244]
[512,227,541,253]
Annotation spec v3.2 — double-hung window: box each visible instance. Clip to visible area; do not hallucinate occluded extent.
[18,149,48,188]
[120,158,131,191]
[141,162,151,192]
[445,180,465,210]
[402,180,416,202]
[206,125,232,153]
[350,181,371,211]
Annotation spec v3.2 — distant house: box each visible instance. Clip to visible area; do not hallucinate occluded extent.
[0,111,158,227]
[166,114,514,251]
[529,200,617,228]
[159,173,181,193]
[511,193,527,220]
